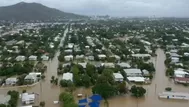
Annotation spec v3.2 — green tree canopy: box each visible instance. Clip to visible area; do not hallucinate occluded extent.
[130,85,146,98]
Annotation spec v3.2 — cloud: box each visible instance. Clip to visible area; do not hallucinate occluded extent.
[0,0,189,17]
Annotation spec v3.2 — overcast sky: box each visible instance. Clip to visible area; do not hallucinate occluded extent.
[0,0,189,17]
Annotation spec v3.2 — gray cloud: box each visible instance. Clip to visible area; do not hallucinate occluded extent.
[0,0,189,17]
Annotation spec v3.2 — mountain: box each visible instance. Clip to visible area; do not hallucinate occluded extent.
[0,2,87,21]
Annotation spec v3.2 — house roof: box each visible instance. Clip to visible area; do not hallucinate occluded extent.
[0,95,10,105]
[124,69,142,74]
[78,63,87,68]
[63,73,73,81]
[21,93,35,102]
[113,73,123,79]
[131,54,151,57]
[127,77,145,82]
[117,62,131,68]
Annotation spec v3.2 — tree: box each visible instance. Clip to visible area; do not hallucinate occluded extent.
[165,87,172,91]
[40,101,45,107]
[64,102,78,107]
[117,82,128,94]
[86,63,96,77]
[166,68,174,76]
[51,76,55,83]
[82,74,91,88]
[22,90,26,93]
[55,78,58,85]
[92,83,117,100]
[41,75,45,80]
[59,92,74,104]
[130,85,146,98]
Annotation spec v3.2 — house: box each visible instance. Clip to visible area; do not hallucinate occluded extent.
[0,95,11,105]
[62,73,73,81]
[64,55,73,61]
[67,43,74,49]
[29,55,37,61]
[64,49,73,54]
[184,52,189,56]
[171,57,179,63]
[78,63,87,69]
[41,55,49,61]
[16,55,26,61]
[113,73,124,82]
[5,77,17,85]
[98,54,106,59]
[124,69,142,77]
[76,55,85,60]
[110,55,120,60]
[87,56,94,61]
[117,62,131,68]
[127,77,145,82]
[131,54,151,58]
[159,92,189,100]
[174,69,189,83]
[24,72,41,83]
[21,93,35,104]
[142,69,150,76]
[170,53,179,57]
[102,63,115,68]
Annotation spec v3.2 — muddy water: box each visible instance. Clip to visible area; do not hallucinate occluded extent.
[107,48,189,107]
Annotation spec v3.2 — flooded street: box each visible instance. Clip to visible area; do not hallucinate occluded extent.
[107,48,189,107]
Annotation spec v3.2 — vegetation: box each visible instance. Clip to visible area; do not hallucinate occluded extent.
[130,85,146,98]
[7,90,19,107]
[165,87,172,91]
[59,92,77,107]
[40,101,45,107]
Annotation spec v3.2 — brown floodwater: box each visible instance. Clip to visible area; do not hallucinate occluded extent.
[1,39,189,107]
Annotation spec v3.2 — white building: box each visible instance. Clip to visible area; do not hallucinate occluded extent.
[124,69,142,77]
[98,54,106,59]
[64,55,73,61]
[127,77,145,82]
[78,62,87,69]
[113,73,124,82]
[41,55,49,61]
[171,57,179,63]
[102,63,115,68]
[131,54,151,58]
[24,72,41,83]
[29,55,37,61]
[142,69,150,76]
[0,95,11,105]
[76,55,85,60]
[67,43,74,49]
[117,62,131,68]
[87,56,94,61]
[5,77,17,85]
[21,93,35,104]
[184,52,189,56]
[16,55,26,61]
[159,92,189,100]
[62,73,73,82]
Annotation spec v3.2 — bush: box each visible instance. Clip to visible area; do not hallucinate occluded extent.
[59,80,73,87]
[165,87,172,91]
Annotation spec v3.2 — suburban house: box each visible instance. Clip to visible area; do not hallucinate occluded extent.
[87,56,94,61]
[29,55,37,61]
[142,69,150,76]
[64,55,73,61]
[78,62,87,69]
[124,69,142,77]
[41,55,49,61]
[174,69,189,83]
[131,54,151,58]
[102,63,115,68]
[171,57,179,63]
[0,95,10,105]
[64,49,73,54]
[21,93,35,104]
[24,72,41,83]
[127,77,145,82]
[184,52,189,56]
[76,55,85,60]
[67,43,74,49]
[16,55,26,61]
[98,54,106,59]
[117,62,131,68]
[5,77,18,85]
[62,72,73,82]
[113,73,124,82]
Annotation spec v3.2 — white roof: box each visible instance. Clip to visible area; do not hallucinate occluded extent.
[22,93,35,102]
[117,62,131,68]
[78,63,87,68]
[124,69,142,74]
[174,69,189,75]
[20,105,33,107]
[132,54,151,57]
[127,77,145,82]
[98,54,106,58]
[113,73,123,79]
[64,55,73,58]
[62,73,73,81]
[142,69,149,75]
[159,92,189,97]
[6,77,17,81]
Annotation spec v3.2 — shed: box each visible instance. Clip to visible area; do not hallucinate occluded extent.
[62,73,73,81]
[113,73,124,82]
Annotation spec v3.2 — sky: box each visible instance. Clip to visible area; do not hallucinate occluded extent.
[0,0,189,17]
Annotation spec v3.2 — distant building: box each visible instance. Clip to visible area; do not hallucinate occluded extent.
[117,62,131,68]
[41,55,49,61]
[29,55,37,61]
[131,54,151,58]
[21,93,35,104]
[102,63,115,68]
[174,69,189,84]
[124,69,142,77]
[62,73,73,82]
[16,55,26,61]
[113,73,124,82]
[98,54,106,59]
[24,72,41,83]
[5,77,17,85]
[78,62,87,69]
[0,95,10,105]
[64,55,73,61]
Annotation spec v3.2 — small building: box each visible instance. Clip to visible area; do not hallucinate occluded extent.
[174,69,189,83]
[62,73,73,82]
[64,55,73,61]
[184,52,189,56]
[78,63,87,69]
[98,54,106,59]
[24,72,41,83]
[5,77,17,85]
[67,43,74,49]
[159,92,189,100]
[16,55,26,61]
[29,55,37,61]
[113,73,124,82]
[124,69,142,77]
[41,55,49,61]
[64,49,73,53]
[171,57,179,63]
[127,77,145,82]
[0,95,11,105]
[117,62,131,68]
[131,54,151,58]
[87,56,94,61]
[21,93,35,104]
[142,69,150,76]
[102,63,115,68]
[76,55,85,60]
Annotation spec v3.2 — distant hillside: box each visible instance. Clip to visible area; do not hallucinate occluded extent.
[0,2,87,21]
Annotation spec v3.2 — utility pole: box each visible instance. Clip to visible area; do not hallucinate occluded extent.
[155,84,157,95]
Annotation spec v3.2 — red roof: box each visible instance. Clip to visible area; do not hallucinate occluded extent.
[175,77,189,82]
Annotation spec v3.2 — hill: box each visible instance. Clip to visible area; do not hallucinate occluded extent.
[0,2,87,21]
